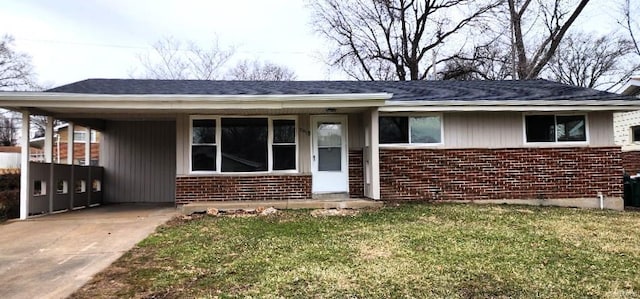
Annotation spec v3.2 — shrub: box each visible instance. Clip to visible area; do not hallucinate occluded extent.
[0,173,20,191]
[0,190,19,220]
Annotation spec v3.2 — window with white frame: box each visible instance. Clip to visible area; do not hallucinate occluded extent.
[524,114,586,143]
[632,125,640,143]
[73,130,98,142]
[379,115,442,144]
[190,116,297,172]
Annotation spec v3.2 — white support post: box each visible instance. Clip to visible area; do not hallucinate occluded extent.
[84,127,91,166]
[19,111,30,220]
[67,122,75,165]
[370,108,380,200]
[44,116,53,163]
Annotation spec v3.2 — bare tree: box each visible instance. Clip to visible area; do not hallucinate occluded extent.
[507,0,590,79]
[547,33,638,89]
[132,36,235,80]
[309,0,502,81]
[227,60,297,81]
[440,43,513,80]
[621,0,639,58]
[0,35,37,91]
[0,114,18,146]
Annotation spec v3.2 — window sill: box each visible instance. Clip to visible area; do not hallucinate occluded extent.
[184,171,306,177]
[523,141,590,148]
[379,143,444,149]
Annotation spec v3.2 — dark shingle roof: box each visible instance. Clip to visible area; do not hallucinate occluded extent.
[45,79,636,102]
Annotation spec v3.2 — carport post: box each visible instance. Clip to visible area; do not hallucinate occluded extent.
[84,127,91,166]
[45,116,54,213]
[68,122,74,209]
[44,116,53,163]
[19,111,30,220]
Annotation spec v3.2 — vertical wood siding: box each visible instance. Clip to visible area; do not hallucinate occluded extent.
[102,121,176,203]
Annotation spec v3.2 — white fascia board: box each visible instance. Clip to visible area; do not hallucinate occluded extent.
[0,92,392,110]
[617,77,640,95]
[381,100,640,112]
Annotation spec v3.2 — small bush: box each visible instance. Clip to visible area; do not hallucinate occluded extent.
[0,189,19,220]
[0,173,20,191]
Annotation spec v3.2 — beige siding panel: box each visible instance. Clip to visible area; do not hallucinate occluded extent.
[443,111,615,149]
[102,121,176,203]
[299,114,311,173]
[175,114,188,175]
[348,113,364,149]
[588,111,615,146]
[444,112,523,148]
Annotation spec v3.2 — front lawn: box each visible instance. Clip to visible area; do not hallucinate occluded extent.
[72,204,640,298]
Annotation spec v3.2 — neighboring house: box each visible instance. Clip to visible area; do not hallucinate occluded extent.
[0,146,43,168]
[30,124,100,165]
[1,79,639,218]
[613,77,640,174]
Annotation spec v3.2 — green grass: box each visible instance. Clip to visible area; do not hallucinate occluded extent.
[71,204,640,298]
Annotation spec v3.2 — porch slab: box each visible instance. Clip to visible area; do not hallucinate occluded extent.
[180,199,383,215]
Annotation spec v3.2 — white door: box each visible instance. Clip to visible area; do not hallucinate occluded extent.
[311,116,348,193]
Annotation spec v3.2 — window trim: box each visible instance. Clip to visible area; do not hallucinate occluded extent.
[378,113,444,147]
[522,113,589,146]
[631,125,640,144]
[189,115,298,174]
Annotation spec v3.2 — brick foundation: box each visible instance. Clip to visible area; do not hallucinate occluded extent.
[380,147,622,201]
[622,151,640,175]
[349,149,364,198]
[175,174,311,204]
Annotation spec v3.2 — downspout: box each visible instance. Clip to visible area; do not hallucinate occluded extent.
[598,192,604,210]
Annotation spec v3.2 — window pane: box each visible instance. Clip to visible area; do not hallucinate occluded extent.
[222,118,267,172]
[273,145,296,170]
[317,123,342,147]
[192,119,216,144]
[273,120,295,143]
[556,115,586,142]
[73,131,86,142]
[192,145,216,171]
[525,115,555,142]
[633,126,640,142]
[319,147,341,171]
[379,117,408,144]
[410,116,441,143]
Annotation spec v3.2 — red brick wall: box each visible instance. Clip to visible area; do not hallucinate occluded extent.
[175,175,311,204]
[54,143,100,162]
[380,147,622,201]
[622,151,640,175]
[349,149,364,198]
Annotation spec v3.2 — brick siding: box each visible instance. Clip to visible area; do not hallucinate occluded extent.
[622,151,640,175]
[349,149,364,198]
[175,174,311,204]
[380,147,622,201]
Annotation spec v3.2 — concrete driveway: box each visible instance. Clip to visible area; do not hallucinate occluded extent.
[0,204,177,299]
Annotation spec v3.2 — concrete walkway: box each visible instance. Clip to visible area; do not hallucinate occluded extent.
[0,204,177,299]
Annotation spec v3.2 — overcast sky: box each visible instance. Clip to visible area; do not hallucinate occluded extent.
[0,0,624,88]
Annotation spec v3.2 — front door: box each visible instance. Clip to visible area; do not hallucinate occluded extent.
[311,115,348,194]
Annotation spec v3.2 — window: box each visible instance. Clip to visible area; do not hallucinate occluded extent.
[56,180,68,194]
[190,116,297,172]
[75,180,86,193]
[525,114,586,143]
[73,130,97,142]
[221,118,268,172]
[379,115,441,144]
[33,180,47,196]
[192,119,217,171]
[273,119,296,170]
[632,126,640,143]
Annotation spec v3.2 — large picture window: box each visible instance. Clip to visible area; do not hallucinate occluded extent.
[190,116,297,173]
[525,114,586,143]
[379,115,441,144]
